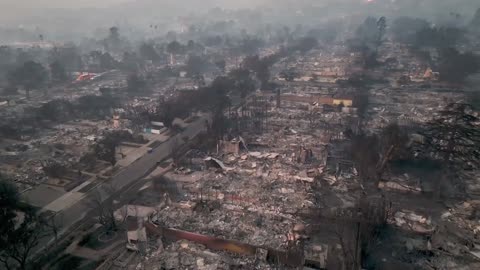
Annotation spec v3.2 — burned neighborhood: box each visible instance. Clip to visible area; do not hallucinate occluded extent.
[1,0,480,269]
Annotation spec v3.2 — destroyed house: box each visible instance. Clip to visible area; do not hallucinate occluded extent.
[282,94,334,105]
[281,94,354,108]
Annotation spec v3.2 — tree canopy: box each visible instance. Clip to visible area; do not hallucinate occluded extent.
[422,103,480,168]
[7,61,48,99]
[352,17,386,52]
[48,46,83,72]
[437,48,480,83]
[166,41,184,55]
[470,8,480,30]
[127,74,148,94]
[185,55,209,76]
[414,27,463,49]
[0,178,49,270]
[350,123,409,184]
[139,43,161,62]
[391,17,430,44]
[279,68,299,82]
[49,60,68,83]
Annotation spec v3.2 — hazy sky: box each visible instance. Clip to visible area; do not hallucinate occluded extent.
[0,0,134,23]
[1,0,478,29]
[0,0,130,9]
[0,0,263,22]
[0,0,267,10]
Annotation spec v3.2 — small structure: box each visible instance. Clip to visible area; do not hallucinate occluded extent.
[333,97,353,107]
[172,118,188,130]
[126,216,148,252]
[115,205,156,252]
[282,94,335,105]
[297,147,313,164]
[423,67,439,81]
[217,136,248,155]
[204,157,232,171]
[144,121,165,134]
[112,114,120,129]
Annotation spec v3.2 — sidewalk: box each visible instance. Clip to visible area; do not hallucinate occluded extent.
[116,133,170,167]
[41,132,172,213]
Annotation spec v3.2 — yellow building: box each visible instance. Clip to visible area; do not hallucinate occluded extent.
[333,98,353,107]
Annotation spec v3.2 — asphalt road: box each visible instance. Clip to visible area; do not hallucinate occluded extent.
[40,114,210,252]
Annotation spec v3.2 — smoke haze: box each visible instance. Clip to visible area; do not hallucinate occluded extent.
[1,0,479,42]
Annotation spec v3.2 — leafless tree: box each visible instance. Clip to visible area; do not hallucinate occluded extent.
[41,160,67,178]
[40,211,63,247]
[0,179,51,270]
[331,220,358,270]
[88,184,118,233]
[422,103,480,192]
[307,109,322,129]
[351,123,408,186]
[350,133,379,184]
[0,211,50,270]
[309,194,388,270]
[375,123,409,180]
[423,103,480,168]
[169,137,183,166]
